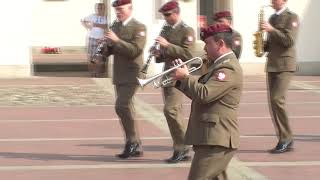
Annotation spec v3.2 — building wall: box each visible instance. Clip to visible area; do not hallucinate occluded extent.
[0,1,35,77]
[0,0,318,77]
[32,0,97,47]
[294,0,320,75]
[30,0,198,76]
[31,0,198,47]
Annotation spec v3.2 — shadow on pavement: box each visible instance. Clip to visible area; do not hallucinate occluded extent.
[77,143,172,152]
[0,152,167,163]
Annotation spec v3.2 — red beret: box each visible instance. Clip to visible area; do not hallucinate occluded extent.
[158,1,179,13]
[200,24,232,41]
[112,0,131,7]
[213,11,232,21]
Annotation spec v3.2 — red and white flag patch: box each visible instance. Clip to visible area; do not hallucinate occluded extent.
[234,40,240,46]
[216,71,226,81]
[292,21,298,28]
[139,31,145,37]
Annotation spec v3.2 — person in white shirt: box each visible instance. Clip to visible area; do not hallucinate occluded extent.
[81,3,108,77]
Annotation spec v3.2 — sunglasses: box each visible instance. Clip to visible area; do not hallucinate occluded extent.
[163,13,172,17]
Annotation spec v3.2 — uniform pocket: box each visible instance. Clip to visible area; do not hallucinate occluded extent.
[200,114,220,125]
[199,114,220,141]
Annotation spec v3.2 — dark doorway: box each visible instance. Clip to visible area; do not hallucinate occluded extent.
[199,0,214,25]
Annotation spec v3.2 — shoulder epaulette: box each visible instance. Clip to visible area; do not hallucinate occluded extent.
[286,10,297,16]
[286,10,292,14]
[181,22,189,28]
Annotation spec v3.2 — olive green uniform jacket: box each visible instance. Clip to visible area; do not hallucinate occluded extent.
[265,9,299,72]
[155,21,195,69]
[176,53,243,148]
[103,18,147,84]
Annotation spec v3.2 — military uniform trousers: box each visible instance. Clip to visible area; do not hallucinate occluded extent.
[267,71,294,142]
[163,86,187,151]
[115,84,140,143]
[188,145,236,180]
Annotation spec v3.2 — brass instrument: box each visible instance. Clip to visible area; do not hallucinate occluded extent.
[137,57,203,88]
[91,21,116,63]
[253,5,270,57]
[140,24,169,74]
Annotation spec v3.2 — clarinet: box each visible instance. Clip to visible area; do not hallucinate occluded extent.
[91,21,116,63]
[140,24,168,74]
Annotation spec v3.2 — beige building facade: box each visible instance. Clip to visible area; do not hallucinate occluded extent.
[0,0,319,77]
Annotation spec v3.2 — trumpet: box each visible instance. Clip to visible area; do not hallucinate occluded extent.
[137,57,203,88]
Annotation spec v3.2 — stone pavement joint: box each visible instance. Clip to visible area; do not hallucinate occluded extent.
[0,85,113,106]
[0,137,171,142]
[241,161,320,167]
[93,78,170,134]
[0,163,191,171]
[93,78,268,180]
[229,158,268,180]
[292,80,320,93]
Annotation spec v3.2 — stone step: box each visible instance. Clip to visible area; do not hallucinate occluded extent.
[32,53,88,72]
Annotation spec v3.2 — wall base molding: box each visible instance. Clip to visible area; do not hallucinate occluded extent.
[239,61,320,76]
[0,65,31,78]
[296,61,320,75]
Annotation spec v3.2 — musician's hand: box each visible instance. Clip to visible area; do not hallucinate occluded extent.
[105,30,120,42]
[173,59,189,80]
[153,50,161,57]
[97,38,104,43]
[93,23,107,29]
[84,21,93,30]
[150,47,161,57]
[261,21,274,32]
[156,36,170,48]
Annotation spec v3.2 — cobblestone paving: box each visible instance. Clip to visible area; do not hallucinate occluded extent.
[0,85,114,106]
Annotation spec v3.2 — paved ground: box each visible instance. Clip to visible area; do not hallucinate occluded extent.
[0,73,319,180]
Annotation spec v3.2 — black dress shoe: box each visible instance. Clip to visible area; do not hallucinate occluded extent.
[116,142,143,159]
[269,140,294,154]
[165,149,191,163]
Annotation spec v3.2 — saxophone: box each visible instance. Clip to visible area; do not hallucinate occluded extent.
[140,24,169,74]
[253,5,270,57]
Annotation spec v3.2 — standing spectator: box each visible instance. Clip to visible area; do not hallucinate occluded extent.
[81,3,108,77]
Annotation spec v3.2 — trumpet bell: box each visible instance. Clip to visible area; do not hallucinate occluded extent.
[137,78,149,88]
